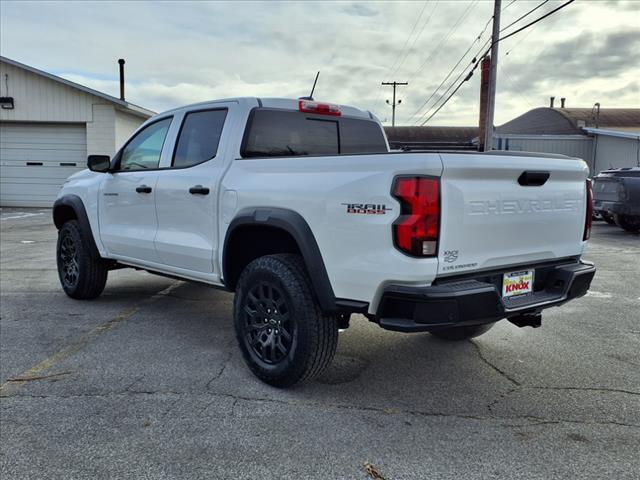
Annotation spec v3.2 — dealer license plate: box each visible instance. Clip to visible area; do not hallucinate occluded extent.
[502,270,534,298]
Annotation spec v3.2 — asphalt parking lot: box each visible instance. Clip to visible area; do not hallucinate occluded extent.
[0,208,638,479]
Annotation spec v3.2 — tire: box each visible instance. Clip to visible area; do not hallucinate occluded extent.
[56,220,108,299]
[430,323,495,341]
[602,212,616,225]
[233,254,338,387]
[614,214,640,233]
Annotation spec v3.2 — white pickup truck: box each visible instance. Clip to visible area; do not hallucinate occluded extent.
[53,97,596,387]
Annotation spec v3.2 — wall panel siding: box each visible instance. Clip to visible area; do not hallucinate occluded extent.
[86,104,116,155]
[0,61,99,122]
[115,110,145,151]
[594,136,640,172]
[495,135,595,173]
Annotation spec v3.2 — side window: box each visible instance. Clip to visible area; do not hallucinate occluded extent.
[119,117,172,171]
[340,118,388,154]
[173,109,228,168]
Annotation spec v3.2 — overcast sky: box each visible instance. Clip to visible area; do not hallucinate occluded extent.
[1,0,638,126]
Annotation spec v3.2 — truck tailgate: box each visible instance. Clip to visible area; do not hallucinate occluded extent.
[438,153,589,276]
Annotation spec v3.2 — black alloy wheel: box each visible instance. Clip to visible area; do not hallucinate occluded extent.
[242,281,295,365]
[233,254,338,387]
[56,220,108,300]
[59,229,80,289]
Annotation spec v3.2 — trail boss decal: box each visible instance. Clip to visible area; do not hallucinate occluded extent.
[342,203,392,215]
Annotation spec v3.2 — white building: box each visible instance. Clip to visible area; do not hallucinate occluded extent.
[0,56,154,207]
[582,128,640,173]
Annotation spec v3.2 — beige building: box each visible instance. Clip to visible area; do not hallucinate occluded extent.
[494,107,640,174]
[0,56,154,207]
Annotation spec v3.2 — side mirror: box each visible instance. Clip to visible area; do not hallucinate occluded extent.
[87,155,111,173]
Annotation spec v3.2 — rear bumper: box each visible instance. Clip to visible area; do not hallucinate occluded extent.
[376,260,596,333]
[594,200,640,216]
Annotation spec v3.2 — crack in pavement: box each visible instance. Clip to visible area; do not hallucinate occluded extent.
[2,389,639,429]
[205,345,235,389]
[5,370,75,383]
[161,397,183,420]
[0,282,183,398]
[124,375,146,392]
[469,340,521,387]
[525,386,640,396]
[467,340,640,419]
[487,386,520,414]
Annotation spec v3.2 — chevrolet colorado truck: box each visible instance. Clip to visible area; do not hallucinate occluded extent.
[593,167,640,233]
[53,97,596,387]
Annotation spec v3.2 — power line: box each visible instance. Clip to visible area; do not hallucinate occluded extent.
[373,2,431,110]
[414,41,490,125]
[499,64,536,108]
[383,2,429,82]
[498,0,575,43]
[407,35,487,123]
[408,0,519,124]
[500,0,549,33]
[504,23,536,56]
[499,3,549,107]
[407,0,478,85]
[390,0,440,81]
[418,55,485,126]
[418,0,576,125]
[411,36,491,125]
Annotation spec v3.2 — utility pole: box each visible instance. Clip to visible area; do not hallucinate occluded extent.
[478,57,491,151]
[382,81,408,126]
[483,0,501,151]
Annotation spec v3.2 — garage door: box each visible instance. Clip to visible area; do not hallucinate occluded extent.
[0,123,86,207]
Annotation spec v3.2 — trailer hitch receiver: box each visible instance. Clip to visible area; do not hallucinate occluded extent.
[508,312,542,328]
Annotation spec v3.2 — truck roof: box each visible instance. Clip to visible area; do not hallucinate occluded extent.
[158,97,375,120]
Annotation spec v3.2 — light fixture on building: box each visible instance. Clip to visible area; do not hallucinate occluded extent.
[0,97,14,109]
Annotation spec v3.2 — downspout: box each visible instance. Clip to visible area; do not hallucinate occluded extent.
[590,132,598,175]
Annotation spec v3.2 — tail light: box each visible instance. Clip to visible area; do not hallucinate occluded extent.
[617,181,628,200]
[392,176,440,257]
[584,179,593,241]
[298,100,341,116]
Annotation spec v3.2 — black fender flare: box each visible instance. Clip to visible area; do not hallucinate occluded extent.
[52,195,102,260]
[223,207,337,313]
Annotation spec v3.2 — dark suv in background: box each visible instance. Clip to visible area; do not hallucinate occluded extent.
[593,167,640,233]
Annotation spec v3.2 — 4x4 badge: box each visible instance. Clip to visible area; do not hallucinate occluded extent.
[444,250,459,263]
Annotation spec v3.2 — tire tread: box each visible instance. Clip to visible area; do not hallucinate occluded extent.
[234,253,338,387]
[57,220,108,300]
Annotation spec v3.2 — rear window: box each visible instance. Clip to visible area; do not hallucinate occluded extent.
[242,109,387,158]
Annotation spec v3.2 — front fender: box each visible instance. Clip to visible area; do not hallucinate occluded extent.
[53,195,102,260]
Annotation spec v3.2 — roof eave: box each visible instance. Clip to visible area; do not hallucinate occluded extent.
[1,55,155,118]
[582,127,640,140]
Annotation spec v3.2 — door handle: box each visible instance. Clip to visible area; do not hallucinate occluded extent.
[518,171,550,186]
[189,185,210,195]
[136,185,152,193]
